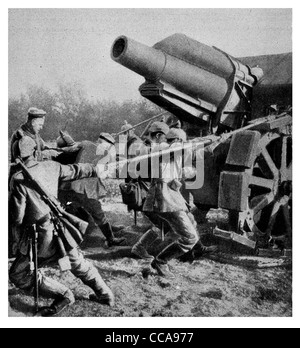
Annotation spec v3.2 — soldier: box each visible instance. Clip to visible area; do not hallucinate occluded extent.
[120,121,144,165]
[10,107,60,163]
[9,137,114,316]
[122,122,141,147]
[57,131,126,247]
[120,121,137,145]
[131,122,170,270]
[144,121,169,148]
[132,127,217,277]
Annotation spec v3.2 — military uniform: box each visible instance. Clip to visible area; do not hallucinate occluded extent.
[132,127,203,277]
[143,142,199,249]
[10,108,59,163]
[57,132,125,247]
[9,157,114,314]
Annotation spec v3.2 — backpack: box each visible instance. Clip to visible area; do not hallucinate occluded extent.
[119,180,149,211]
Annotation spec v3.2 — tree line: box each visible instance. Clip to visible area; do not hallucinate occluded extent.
[8,83,163,142]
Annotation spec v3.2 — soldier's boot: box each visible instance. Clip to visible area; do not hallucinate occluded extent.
[85,276,115,307]
[131,229,159,276]
[111,224,126,233]
[192,242,219,258]
[100,222,127,247]
[132,228,159,259]
[179,244,218,263]
[151,243,186,279]
[36,276,75,317]
[197,244,218,255]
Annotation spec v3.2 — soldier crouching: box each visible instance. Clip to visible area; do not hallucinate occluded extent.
[9,136,114,316]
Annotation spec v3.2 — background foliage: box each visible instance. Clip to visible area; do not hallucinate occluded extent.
[8,83,163,142]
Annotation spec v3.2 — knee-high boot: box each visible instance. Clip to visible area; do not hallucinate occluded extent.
[132,228,160,277]
[68,248,115,307]
[83,275,115,307]
[100,222,127,247]
[152,242,186,278]
[36,276,75,317]
[131,228,160,260]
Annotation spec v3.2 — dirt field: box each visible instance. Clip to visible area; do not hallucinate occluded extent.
[8,182,292,318]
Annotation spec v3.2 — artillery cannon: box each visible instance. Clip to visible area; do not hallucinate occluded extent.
[111,34,292,256]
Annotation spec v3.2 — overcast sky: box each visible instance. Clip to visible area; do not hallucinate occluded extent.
[8,8,292,102]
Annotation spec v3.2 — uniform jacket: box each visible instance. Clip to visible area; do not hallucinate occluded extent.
[59,141,107,200]
[9,159,96,256]
[10,123,58,163]
[143,142,189,213]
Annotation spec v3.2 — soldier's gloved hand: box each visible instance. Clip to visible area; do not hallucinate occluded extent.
[95,163,110,180]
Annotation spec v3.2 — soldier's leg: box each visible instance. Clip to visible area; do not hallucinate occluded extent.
[161,211,199,253]
[68,247,114,306]
[151,211,199,277]
[132,212,173,275]
[182,212,218,260]
[9,253,36,291]
[9,253,74,316]
[81,196,126,247]
[131,226,160,273]
[131,212,163,259]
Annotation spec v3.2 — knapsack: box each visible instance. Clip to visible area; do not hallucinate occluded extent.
[119,180,149,211]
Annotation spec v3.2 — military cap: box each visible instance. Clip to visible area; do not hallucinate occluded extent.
[27,107,46,118]
[148,121,170,135]
[166,128,187,142]
[121,122,133,132]
[99,132,115,145]
[19,136,36,158]
[57,130,76,148]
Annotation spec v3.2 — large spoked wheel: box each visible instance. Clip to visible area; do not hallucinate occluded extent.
[239,132,292,249]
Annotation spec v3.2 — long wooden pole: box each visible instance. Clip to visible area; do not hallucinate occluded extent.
[114,111,169,137]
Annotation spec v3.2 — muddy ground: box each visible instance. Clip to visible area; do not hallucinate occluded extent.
[8,181,292,318]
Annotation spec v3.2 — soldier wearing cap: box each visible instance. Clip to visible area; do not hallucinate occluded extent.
[9,137,115,316]
[121,121,135,138]
[131,121,171,270]
[57,131,126,248]
[133,127,217,277]
[97,132,116,155]
[120,121,144,160]
[166,128,187,143]
[10,107,60,164]
[146,121,170,146]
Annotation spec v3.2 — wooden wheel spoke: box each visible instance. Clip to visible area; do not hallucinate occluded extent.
[284,164,292,181]
[260,147,279,179]
[280,136,292,181]
[265,201,281,234]
[250,176,274,190]
[281,137,287,172]
[265,196,290,235]
[250,192,274,214]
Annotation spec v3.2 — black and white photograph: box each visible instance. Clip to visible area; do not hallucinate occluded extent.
[4,3,298,328]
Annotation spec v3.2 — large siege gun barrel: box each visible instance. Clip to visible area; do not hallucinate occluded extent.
[111,34,264,130]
